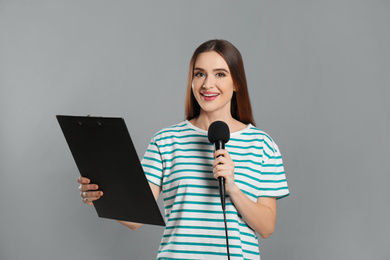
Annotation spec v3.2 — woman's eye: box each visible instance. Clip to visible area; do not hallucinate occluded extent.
[216,73,225,77]
[195,72,205,77]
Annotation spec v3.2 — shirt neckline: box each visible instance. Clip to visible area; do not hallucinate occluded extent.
[184,120,253,137]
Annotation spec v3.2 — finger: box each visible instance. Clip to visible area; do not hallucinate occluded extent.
[80,191,103,198]
[213,170,229,180]
[214,149,229,158]
[78,184,99,192]
[213,164,225,173]
[213,156,232,168]
[82,196,99,205]
[77,176,91,184]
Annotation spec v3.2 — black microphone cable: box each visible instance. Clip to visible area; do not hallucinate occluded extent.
[208,121,231,260]
[219,177,231,260]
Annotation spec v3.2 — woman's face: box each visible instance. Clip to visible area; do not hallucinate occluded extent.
[192,51,235,117]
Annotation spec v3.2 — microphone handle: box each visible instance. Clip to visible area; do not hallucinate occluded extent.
[219,177,226,211]
[214,140,230,259]
[215,140,226,211]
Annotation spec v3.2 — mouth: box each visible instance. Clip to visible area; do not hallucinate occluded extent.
[201,92,220,101]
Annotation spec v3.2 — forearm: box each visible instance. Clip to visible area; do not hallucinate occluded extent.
[228,185,276,238]
[117,220,143,230]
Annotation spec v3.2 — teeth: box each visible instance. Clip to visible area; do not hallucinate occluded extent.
[203,93,219,97]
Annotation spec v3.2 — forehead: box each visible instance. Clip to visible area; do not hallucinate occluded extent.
[194,51,229,70]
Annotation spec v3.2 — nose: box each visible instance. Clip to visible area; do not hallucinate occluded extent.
[203,75,215,89]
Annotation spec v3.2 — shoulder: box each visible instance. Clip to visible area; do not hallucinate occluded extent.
[240,125,279,153]
[151,121,196,141]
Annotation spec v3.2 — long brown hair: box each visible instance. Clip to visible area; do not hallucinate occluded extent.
[185,39,255,126]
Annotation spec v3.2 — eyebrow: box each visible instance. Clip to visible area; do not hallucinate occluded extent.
[194,67,230,74]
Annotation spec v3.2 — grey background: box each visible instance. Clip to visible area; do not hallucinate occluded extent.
[1,0,389,259]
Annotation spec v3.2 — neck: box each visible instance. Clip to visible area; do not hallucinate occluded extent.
[192,111,236,131]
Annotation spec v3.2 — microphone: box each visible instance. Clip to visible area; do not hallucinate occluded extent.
[208,120,231,259]
[208,121,230,211]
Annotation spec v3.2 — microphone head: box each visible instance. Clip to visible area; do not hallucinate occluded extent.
[208,121,230,144]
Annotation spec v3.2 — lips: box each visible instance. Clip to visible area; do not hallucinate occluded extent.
[201,91,220,101]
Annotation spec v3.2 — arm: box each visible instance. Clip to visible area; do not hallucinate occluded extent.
[77,177,162,231]
[213,149,277,238]
[228,186,276,238]
[117,182,162,230]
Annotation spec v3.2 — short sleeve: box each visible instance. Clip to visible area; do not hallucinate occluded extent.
[141,138,163,187]
[258,137,290,199]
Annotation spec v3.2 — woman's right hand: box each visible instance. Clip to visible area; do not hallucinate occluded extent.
[77,176,103,206]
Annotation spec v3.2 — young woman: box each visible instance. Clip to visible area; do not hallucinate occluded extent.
[77,39,289,259]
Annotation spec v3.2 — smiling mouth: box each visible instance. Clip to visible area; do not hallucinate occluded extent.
[201,92,220,101]
[201,93,219,97]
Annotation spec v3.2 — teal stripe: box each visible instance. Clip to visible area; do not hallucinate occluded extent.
[241,189,257,199]
[261,179,286,183]
[259,186,289,191]
[263,140,275,152]
[164,192,220,201]
[226,144,263,150]
[167,217,237,223]
[156,134,207,142]
[158,257,199,260]
[235,179,258,190]
[162,233,242,240]
[243,249,260,256]
[162,155,212,163]
[230,138,261,142]
[160,149,213,155]
[260,171,285,175]
[229,151,262,157]
[235,171,261,181]
[158,249,243,258]
[260,179,286,183]
[163,176,215,185]
[241,239,259,247]
[161,233,259,248]
[162,232,257,243]
[164,162,211,171]
[164,225,257,241]
[165,225,233,231]
[159,241,261,256]
[234,166,261,175]
[153,125,195,137]
[146,149,160,154]
[163,184,218,193]
[168,209,237,215]
[171,123,188,128]
[143,156,161,164]
[263,150,282,159]
[159,141,211,148]
[165,169,212,178]
[241,130,266,136]
[141,163,161,172]
[262,163,283,167]
[160,241,243,249]
[234,159,262,165]
[259,193,290,199]
[165,201,232,209]
[144,172,161,180]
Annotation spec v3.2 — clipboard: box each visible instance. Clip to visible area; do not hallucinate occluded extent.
[57,115,165,226]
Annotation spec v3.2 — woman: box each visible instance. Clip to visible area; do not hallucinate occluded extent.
[78,39,289,259]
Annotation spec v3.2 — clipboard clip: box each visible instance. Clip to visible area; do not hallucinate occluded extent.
[78,115,102,127]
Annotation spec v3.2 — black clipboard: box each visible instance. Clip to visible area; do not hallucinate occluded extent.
[57,115,165,226]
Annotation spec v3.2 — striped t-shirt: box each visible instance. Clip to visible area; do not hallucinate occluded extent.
[141,120,289,260]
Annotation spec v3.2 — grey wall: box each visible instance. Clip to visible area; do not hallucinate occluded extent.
[1,1,389,259]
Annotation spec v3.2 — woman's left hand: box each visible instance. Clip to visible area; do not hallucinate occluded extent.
[212,149,236,193]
